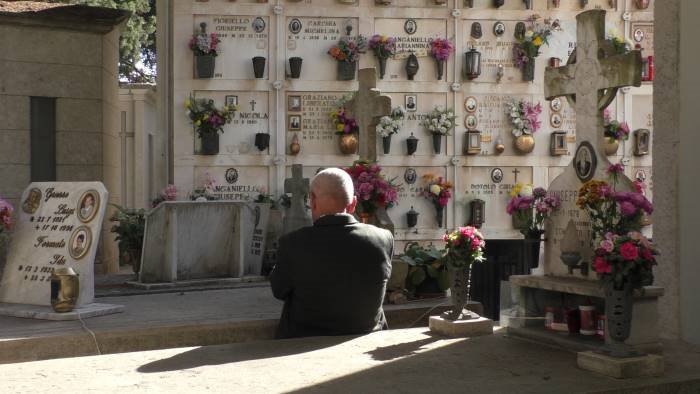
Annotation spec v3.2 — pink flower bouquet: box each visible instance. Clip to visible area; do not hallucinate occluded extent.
[441,226,486,269]
[344,160,399,215]
[593,231,657,290]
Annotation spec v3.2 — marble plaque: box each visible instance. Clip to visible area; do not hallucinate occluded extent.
[193,91,269,155]
[376,18,447,82]
[194,166,269,201]
[546,0,616,11]
[0,182,108,307]
[286,17,358,81]
[457,166,533,230]
[384,92,448,156]
[286,92,346,155]
[194,15,270,80]
[382,166,449,229]
[630,23,654,58]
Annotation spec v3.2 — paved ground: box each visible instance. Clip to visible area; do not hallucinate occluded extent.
[1,328,699,394]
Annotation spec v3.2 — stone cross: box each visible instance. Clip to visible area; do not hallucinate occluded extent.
[283,164,312,234]
[345,68,392,162]
[544,9,641,154]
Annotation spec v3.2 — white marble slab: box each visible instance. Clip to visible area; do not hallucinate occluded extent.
[0,302,124,321]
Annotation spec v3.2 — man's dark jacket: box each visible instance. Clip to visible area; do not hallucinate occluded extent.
[269,213,393,339]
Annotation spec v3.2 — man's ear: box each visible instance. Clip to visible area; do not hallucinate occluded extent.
[346,196,357,214]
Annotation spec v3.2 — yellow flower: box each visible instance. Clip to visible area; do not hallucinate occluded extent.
[194,120,201,127]
[203,114,209,120]
[430,184,442,196]
[510,183,522,197]
[184,99,191,109]
[233,104,240,111]
[336,123,345,132]
[533,36,543,46]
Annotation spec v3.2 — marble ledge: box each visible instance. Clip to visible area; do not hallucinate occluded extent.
[509,275,665,299]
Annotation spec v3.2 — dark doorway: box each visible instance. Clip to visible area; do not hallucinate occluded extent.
[30,97,56,181]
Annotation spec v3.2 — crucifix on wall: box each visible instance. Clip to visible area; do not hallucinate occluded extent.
[345,68,392,162]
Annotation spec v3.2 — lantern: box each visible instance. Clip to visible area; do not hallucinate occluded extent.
[464,47,482,80]
[469,199,485,228]
[406,206,419,228]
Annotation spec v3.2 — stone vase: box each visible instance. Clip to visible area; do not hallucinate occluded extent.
[604,281,636,357]
[382,135,392,154]
[432,133,443,154]
[195,54,215,79]
[338,132,358,154]
[522,60,535,82]
[289,57,303,79]
[252,56,266,79]
[378,57,388,79]
[514,134,535,154]
[337,61,356,81]
[435,203,444,227]
[435,58,445,80]
[200,132,220,155]
[445,265,471,320]
[605,138,619,156]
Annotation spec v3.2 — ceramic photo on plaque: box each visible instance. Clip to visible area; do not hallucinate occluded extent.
[288,115,301,131]
[465,114,478,130]
[404,19,417,35]
[22,188,42,214]
[491,168,503,183]
[633,28,644,43]
[225,95,238,107]
[404,168,417,184]
[77,190,100,223]
[574,141,597,182]
[464,96,477,113]
[289,18,302,34]
[550,113,563,128]
[405,95,417,112]
[470,22,483,39]
[288,95,302,112]
[550,97,562,112]
[493,21,506,37]
[69,226,92,260]
[253,17,266,33]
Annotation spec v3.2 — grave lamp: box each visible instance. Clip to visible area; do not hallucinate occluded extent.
[469,199,485,228]
[465,0,474,7]
[255,132,270,151]
[523,0,533,9]
[406,133,419,155]
[406,206,419,228]
[494,0,505,7]
[464,47,482,80]
[580,0,588,8]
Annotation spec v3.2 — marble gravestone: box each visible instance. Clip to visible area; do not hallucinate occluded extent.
[139,201,270,283]
[282,164,312,235]
[0,182,123,320]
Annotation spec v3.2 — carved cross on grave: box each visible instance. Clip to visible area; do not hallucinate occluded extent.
[283,164,311,234]
[345,68,392,162]
[544,10,642,154]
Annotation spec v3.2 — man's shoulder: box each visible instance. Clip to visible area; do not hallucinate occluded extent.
[352,223,394,246]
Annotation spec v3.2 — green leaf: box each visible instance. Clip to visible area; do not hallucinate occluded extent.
[400,255,417,266]
[410,268,427,286]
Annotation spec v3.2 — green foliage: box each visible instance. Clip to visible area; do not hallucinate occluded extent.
[400,243,450,293]
[50,0,156,83]
[109,204,146,253]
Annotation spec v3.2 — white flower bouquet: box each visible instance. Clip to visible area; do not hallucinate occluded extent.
[421,106,456,136]
[376,106,405,138]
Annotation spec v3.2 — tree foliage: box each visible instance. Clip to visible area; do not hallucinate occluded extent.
[50,0,156,83]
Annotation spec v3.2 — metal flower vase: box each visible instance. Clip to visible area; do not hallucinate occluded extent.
[605,139,619,156]
[604,281,637,357]
[337,61,356,81]
[435,203,444,227]
[339,132,358,154]
[522,60,535,82]
[382,135,392,154]
[435,58,445,80]
[252,56,266,79]
[432,134,443,154]
[378,57,388,79]
[445,265,472,321]
[289,57,303,79]
[514,134,535,153]
[200,132,220,155]
[195,55,215,79]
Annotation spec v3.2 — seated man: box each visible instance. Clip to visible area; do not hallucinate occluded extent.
[270,168,394,339]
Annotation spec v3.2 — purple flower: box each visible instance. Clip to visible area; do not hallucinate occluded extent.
[607,163,625,175]
[533,187,547,198]
[620,201,638,217]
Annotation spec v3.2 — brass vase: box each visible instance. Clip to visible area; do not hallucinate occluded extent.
[50,267,79,313]
[514,134,535,154]
[289,133,301,155]
[339,132,358,154]
[605,138,619,156]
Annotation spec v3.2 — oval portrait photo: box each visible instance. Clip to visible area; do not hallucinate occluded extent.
[69,226,92,260]
[574,141,597,182]
[77,190,100,223]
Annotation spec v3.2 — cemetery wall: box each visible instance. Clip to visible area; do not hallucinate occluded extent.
[164,0,654,249]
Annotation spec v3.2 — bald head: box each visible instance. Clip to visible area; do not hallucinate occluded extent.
[310,168,357,221]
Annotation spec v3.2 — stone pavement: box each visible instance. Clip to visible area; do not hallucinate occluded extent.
[0,283,451,364]
[1,328,700,393]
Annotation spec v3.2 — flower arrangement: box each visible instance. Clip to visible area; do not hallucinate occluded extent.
[330,108,358,135]
[429,38,454,61]
[506,184,560,237]
[512,15,561,69]
[185,96,237,137]
[151,184,178,208]
[421,174,453,208]
[592,231,657,289]
[0,197,13,234]
[603,108,630,142]
[421,106,457,136]
[368,34,396,59]
[441,226,486,270]
[400,243,450,294]
[344,160,399,215]
[506,99,542,137]
[376,106,405,138]
[328,35,368,63]
[189,24,221,57]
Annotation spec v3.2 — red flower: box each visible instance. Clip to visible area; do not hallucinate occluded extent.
[593,256,612,273]
[641,247,654,261]
[619,241,639,261]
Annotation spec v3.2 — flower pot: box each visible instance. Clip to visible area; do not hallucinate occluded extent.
[432,134,443,154]
[378,57,387,79]
[252,56,266,79]
[200,132,220,155]
[435,203,444,227]
[195,54,215,79]
[255,133,270,151]
[406,133,419,155]
[512,212,532,231]
[337,61,356,81]
[444,266,471,320]
[605,138,619,156]
[604,281,636,357]
[522,60,535,82]
[382,135,392,154]
[514,134,535,154]
[289,57,303,79]
[435,58,445,80]
[406,53,419,81]
[338,132,358,154]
